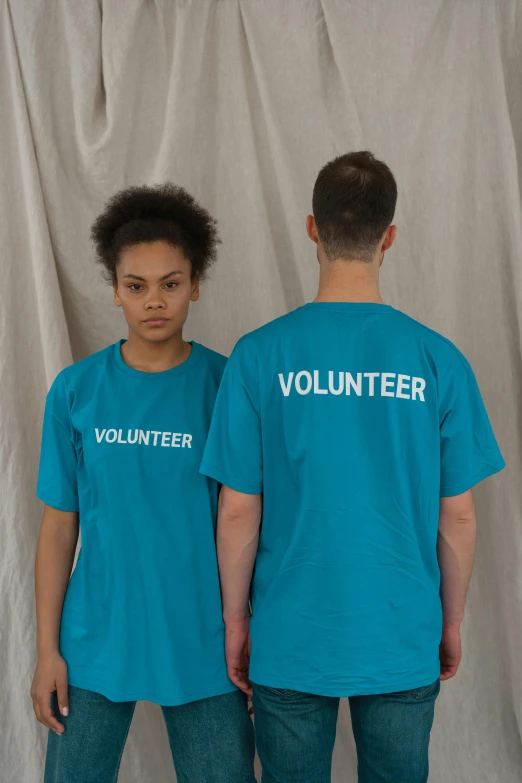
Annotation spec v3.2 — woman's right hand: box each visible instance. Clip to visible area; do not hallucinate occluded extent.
[31,651,69,735]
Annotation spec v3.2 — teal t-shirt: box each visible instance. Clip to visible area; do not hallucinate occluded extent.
[37,340,235,705]
[200,303,505,697]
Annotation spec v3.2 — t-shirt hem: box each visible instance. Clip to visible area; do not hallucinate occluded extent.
[199,463,262,495]
[440,459,505,497]
[36,491,79,513]
[250,671,440,698]
[66,672,238,706]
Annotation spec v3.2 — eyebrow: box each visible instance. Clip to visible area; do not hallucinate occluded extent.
[122,271,183,282]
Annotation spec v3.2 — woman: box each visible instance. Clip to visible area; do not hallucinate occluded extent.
[31,184,256,782]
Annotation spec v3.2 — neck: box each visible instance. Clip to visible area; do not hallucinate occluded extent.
[121,330,191,373]
[314,258,383,304]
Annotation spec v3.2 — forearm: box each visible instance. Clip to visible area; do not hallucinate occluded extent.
[437,498,477,627]
[35,507,79,655]
[216,488,261,623]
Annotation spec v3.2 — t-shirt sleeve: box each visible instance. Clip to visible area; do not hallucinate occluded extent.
[439,355,505,497]
[36,373,79,512]
[200,338,262,494]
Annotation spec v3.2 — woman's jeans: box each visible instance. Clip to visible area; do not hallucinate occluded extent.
[44,685,256,783]
[252,678,441,783]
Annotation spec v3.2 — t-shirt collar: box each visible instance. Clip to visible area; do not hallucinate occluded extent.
[112,339,201,381]
[305,302,393,313]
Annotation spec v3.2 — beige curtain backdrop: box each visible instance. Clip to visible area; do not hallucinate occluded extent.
[1,1,521,780]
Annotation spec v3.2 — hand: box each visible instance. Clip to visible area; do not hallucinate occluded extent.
[225,618,252,696]
[31,651,69,734]
[439,623,462,681]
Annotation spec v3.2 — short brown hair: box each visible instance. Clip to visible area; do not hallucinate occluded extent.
[312,151,397,262]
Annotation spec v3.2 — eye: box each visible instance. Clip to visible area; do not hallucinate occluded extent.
[164,281,178,289]
[129,284,143,291]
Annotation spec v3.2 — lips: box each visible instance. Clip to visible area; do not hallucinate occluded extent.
[143,318,169,327]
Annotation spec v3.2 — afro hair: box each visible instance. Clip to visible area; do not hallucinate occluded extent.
[90,183,220,283]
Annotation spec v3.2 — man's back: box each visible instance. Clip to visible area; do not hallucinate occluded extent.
[201,301,504,696]
[202,151,506,781]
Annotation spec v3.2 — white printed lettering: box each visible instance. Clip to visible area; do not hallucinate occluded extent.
[276,370,426,401]
[328,371,344,395]
[381,373,396,397]
[396,375,411,399]
[295,371,312,395]
[313,370,328,395]
[364,373,380,396]
[278,372,294,397]
[411,377,426,402]
[346,373,363,396]
[94,427,193,447]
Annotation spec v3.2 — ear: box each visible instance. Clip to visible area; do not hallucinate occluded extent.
[190,275,200,302]
[381,225,397,252]
[113,282,122,307]
[306,215,319,245]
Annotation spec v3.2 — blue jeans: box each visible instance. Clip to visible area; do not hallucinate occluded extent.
[252,678,441,783]
[45,685,256,783]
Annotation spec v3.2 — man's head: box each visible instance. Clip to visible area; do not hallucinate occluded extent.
[91,183,219,343]
[307,151,397,265]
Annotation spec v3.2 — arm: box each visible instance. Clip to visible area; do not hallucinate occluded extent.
[31,504,79,733]
[216,487,262,694]
[436,489,477,680]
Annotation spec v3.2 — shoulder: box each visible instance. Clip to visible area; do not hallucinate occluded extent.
[194,342,228,379]
[50,344,114,394]
[233,307,308,354]
[44,345,114,416]
[390,309,472,374]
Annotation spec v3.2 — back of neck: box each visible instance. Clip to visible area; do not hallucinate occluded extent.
[314,259,383,304]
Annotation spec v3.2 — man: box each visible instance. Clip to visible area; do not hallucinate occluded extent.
[200,151,505,782]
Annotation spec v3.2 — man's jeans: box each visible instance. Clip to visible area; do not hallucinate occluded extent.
[44,685,256,783]
[252,678,441,783]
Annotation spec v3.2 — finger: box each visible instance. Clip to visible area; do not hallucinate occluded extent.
[32,697,42,723]
[228,666,252,696]
[237,678,253,697]
[227,665,246,691]
[39,697,65,734]
[56,678,69,717]
[237,670,253,697]
[226,652,252,692]
[440,665,457,681]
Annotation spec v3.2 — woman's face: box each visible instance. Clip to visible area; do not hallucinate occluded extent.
[113,241,199,343]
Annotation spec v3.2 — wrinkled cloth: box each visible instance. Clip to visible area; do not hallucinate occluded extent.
[1,1,521,781]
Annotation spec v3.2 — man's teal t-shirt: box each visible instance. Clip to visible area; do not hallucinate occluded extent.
[200,303,505,697]
[37,340,236,705]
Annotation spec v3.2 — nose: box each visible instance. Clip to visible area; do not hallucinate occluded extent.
[145,289,166,310]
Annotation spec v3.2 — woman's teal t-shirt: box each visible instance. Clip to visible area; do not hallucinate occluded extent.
[200,303,506,697]
[37,340,235,705]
